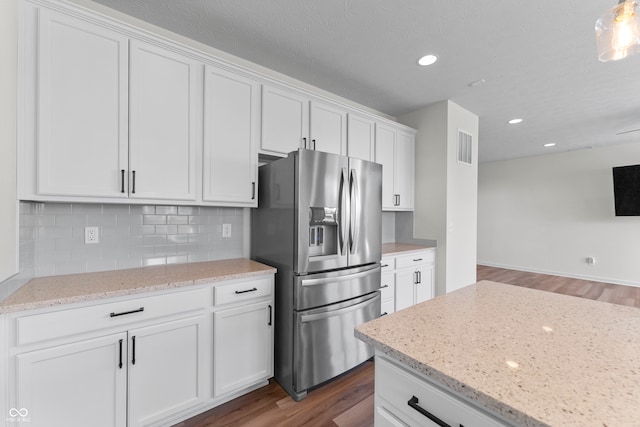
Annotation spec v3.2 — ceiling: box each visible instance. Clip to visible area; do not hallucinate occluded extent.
[90,0,640,163]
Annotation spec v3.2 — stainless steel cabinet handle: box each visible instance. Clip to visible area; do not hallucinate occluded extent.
[251,182,256,200]
[417,270,422,284]
[408,396,451,427]
[121,170,125,193]
[235,287,258,294]
[303,137,307,148]
[131,170,136,194]
[110,307,144,317]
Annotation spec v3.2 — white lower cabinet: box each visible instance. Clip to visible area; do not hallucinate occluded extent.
[7,274,275,427]
[16,333,128,427]
[375,354,510,427]
[127,316,208,427]
[214,300,273,396]
[384,249,435,312]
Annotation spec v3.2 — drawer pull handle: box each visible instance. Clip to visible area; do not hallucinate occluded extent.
[268,304,272,326]
[380,285,389,289]
[118,339,123,369]
[381,264,389,268]
[413,258,423,261]
[131,336,136,365]
[380,312,388,317]
[110,307,144,317]
[408,395,451,427]
[235,287,258,294]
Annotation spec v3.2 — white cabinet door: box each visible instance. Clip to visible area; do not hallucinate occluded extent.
[203,66,259,206]
[261,85,309,155]
[213,300,273,396]
[127,315,208,427]
[375,123,415,211]
[395,130,415,210]
[36,9,128,198]
[310,101,346,155]
[16,333,127,427]
[416,264,434,304]
[128,40,200,201]
[375,123,397,210]
[395,269,415,312]
[347,113,375,161]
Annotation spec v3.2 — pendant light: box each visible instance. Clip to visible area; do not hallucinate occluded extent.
[595,0,640,61]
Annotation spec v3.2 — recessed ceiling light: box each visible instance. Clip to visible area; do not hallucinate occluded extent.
[544,143,556,147]
[417,54,438,66]
[508,118,523,124]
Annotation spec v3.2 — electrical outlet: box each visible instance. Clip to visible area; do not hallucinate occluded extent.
[85,226,99,244]
[222,223,232,238]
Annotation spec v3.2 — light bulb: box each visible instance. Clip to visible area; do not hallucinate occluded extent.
[612,2,640,50]
[595,0,640,61]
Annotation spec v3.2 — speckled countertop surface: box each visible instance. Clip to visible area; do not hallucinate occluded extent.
[355,280,640,427]
[0,259,276,314]
[381,242,436,256]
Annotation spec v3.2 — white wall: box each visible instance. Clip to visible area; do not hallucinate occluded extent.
[0,0,19,283]
[400,100,478,295]
[478,142,640,287]
[445,102,479,292]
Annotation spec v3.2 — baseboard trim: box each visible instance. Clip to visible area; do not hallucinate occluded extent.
[477,262,640,288]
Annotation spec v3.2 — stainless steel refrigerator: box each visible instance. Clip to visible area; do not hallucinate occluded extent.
[251,148,382,401]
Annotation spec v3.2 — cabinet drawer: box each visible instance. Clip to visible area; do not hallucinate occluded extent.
[395,250,434,269]
[15,288,208,346]
[376,356,508,427]
[214,277,273,305]
[381,257,395,271]
[380,272,395,301]
[381,299,395,316]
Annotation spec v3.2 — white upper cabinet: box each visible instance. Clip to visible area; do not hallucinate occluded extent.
[347,113,376,161]
[375,123,415,211]
[261,86,347,157]
[19,1,416,207]
[128,40,200,202]
[35,8,129,198]
[203,66,260,206]
[309,101,347,155]
[261,85,309,156]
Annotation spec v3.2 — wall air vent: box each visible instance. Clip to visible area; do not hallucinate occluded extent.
[457,129,473,165]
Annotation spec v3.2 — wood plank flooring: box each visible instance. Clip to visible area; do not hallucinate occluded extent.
[476,265,640,308]
[175,266,640,427]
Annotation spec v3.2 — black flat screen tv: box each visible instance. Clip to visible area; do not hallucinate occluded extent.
[612,164,640,216]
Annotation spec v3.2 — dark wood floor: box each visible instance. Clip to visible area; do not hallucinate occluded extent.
[175,266,640,427]
[477,265,640,308]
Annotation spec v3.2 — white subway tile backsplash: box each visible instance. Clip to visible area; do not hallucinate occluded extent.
[13,201,249,280]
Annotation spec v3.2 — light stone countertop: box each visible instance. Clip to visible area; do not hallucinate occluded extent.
[0,259,276,314]
[355,280,640,427]
[381,242,436,256]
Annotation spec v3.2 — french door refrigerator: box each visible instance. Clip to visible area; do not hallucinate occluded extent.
[252,148,382,401]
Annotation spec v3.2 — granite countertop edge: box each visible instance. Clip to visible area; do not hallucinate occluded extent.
[354,329,545,427]
[0,259,277,315]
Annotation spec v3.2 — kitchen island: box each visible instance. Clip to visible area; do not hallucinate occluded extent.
[355,280,640,427]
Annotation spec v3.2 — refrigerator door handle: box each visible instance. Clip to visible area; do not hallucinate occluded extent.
[349,168,359,254]
[338,167,349,255]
